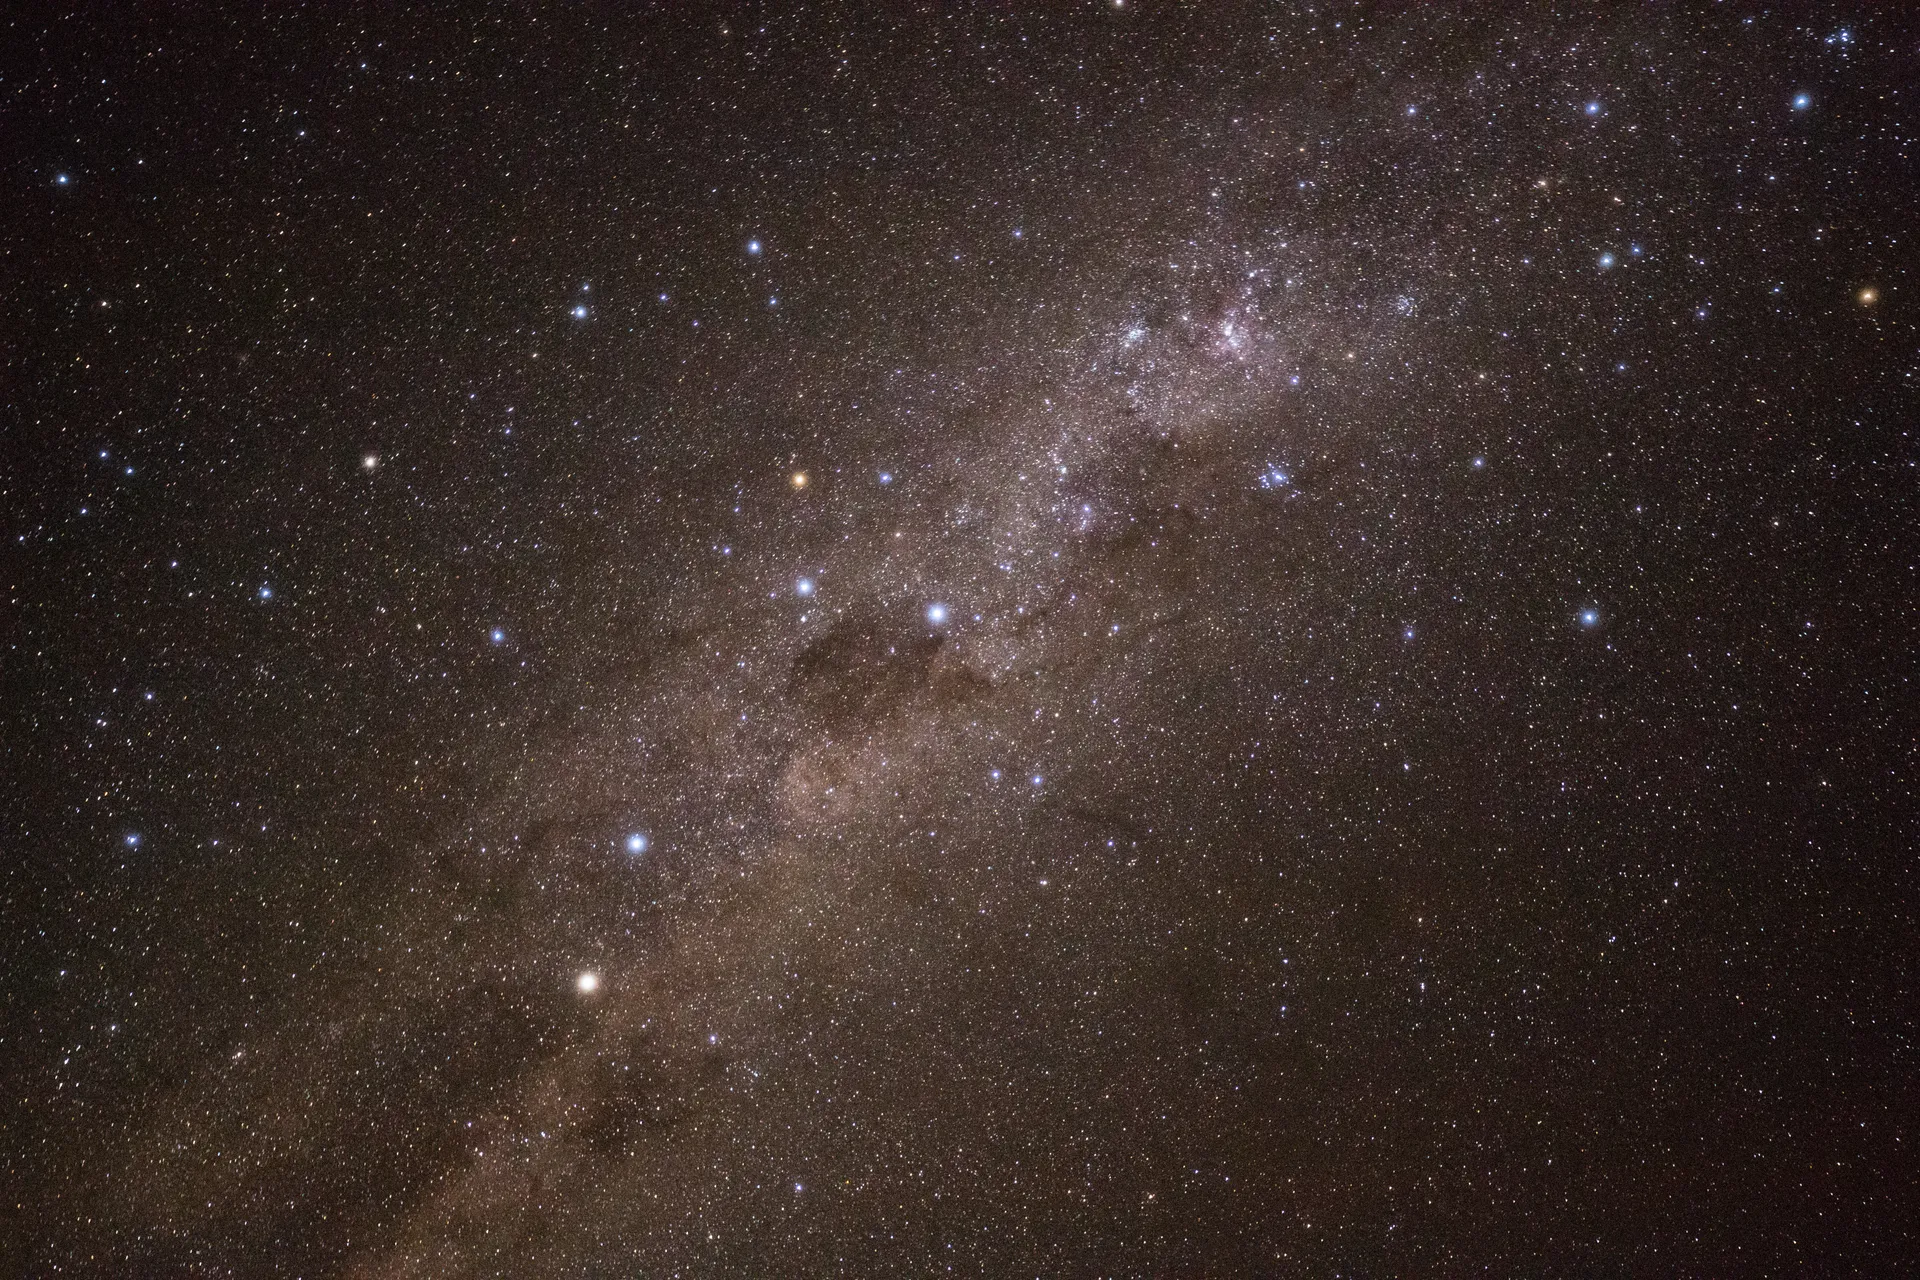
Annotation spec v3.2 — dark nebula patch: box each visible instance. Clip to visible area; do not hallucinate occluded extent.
[789,607,952,732]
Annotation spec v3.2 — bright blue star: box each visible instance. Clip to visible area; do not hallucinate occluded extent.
[56,173,70,185]
[1584,100,1603,116]
[878,471,893,485]
[124,832,141,847]
[625,833,649,855]
[258,585,273,600]
[926,602,949,626]
[746,239,762,256]
[490,628,505,644]
[1030,774,1045,787]
[1580,609,1600,627]
[1472,456,1486,469]
[1792,93,1811,111]
[571,304,588,319]
[1598,253,1615,269]
[795,577,815,597]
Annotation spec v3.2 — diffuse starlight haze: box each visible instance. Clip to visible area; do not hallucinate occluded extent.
[5,5,1916,1275]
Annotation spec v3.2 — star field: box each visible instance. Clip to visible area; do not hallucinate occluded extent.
[4,5,1917,1275]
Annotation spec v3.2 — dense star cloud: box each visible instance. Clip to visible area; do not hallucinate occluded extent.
[4,5,1916,1275]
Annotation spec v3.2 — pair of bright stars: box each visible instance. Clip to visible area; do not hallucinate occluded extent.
[789,575,948,627]
[576,828,643,995]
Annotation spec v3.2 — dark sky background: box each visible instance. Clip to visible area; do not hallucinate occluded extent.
[4,3,1916,1275]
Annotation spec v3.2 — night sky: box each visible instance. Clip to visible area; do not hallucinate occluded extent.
[5,4,1917,1275]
